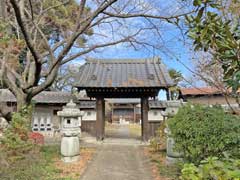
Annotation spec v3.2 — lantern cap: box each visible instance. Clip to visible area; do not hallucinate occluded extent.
[57,99,81,117]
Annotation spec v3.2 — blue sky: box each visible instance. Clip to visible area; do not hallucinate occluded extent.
[67,0,198,99]
[70,1,196,82]
[69,23,195,79]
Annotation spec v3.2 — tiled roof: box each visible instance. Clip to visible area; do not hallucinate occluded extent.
[74,57,174,88]
[0,89,75,104]
[180,87,222,96]
[78,100,96,109]
[149,100,167,108]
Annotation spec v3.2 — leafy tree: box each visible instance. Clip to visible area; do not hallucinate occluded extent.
[169,69,183,85]
[0,0,195,113]
[185,0,240,100]
[168,68,183,100]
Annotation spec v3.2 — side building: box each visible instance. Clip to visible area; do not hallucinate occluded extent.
[180,87,239,112]
[148,100,167,137]
[0,89,75,134]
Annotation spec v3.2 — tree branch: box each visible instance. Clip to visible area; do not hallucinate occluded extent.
[61,37,131,64]
[103,10,196,21]
[9,0,40,62]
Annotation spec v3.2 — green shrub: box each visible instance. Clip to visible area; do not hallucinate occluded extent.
[0,106,61,179]
[180,157,240,180]
[0,106,33,158]
[168,104,240,164]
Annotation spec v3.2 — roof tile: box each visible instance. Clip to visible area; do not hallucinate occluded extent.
[74,57,174,88]
[0,89,75,104]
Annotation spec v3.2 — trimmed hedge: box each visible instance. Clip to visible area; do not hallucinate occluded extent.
[168,104,240,164]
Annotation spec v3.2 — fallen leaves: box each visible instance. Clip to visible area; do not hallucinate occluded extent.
[53,147,95,179]
[144,147,178,180]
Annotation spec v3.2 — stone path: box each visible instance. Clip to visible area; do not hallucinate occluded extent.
[105,124,131,139]
[80,144,153,180]
[105,124,141,139]
[80,124,152,180]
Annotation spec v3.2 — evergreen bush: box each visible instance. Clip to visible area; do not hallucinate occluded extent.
[168,104,240,164]
[180,157,240,180]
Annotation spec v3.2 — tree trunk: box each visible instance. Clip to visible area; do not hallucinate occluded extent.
[16,92,31,112]
[0,1,6,19]
[223,94,237,114]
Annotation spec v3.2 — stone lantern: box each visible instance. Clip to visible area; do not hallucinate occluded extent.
[164,100,185,164]
[57,100,82,163]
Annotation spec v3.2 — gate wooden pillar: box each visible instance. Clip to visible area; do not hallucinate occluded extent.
[166,89,170,100]
[96,97,105,141]
[141,97,149,142]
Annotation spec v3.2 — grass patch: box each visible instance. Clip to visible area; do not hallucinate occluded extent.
[144,147,181,180]
[0,145,95,180]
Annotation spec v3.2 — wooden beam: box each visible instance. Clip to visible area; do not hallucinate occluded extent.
[141,97,149,142]
[96,98,105,141]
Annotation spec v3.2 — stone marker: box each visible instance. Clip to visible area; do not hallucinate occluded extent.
[57,100,82,163]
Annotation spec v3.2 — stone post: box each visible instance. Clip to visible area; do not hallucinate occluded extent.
[57,100,82,163]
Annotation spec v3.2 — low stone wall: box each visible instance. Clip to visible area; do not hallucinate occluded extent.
[81,121,96,136]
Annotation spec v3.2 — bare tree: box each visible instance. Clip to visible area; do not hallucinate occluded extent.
[192,53,240,113]
[50,64,81,92]
[0,0,195,113]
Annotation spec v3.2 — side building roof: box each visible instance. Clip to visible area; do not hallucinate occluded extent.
[78,100,96,109]
[0,89,76,104]
[180,87,222,96]
[149,100,167,109]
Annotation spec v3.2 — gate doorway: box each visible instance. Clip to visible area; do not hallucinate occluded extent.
[105,123,141,140]
[105,98,141,140]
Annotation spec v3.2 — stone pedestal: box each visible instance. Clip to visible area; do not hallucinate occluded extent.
[166,134,183,164]
[61,136,80,162]
[57,100,82,163]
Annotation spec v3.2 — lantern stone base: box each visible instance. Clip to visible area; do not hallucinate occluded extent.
[166,156,183,165]
[61,136,80,163]
[61,155,80,163]
[166,132,183,164]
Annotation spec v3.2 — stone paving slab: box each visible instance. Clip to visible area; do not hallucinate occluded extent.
[80,144,153,180]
